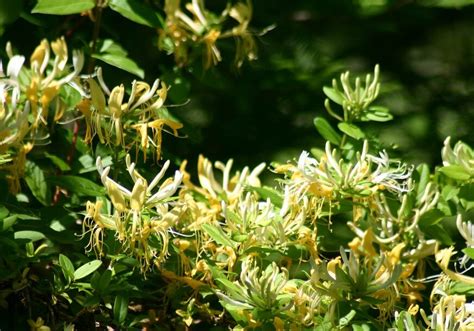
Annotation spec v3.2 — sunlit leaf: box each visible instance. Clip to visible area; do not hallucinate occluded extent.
[32,0,95,15]
[48,175,105,196]
[323,86,344,105]
[463,248,474,259]
[314,117,342,145]
[201,224,238,249]
[113,295,129,324]
[45,152,71,171]
[338,122,365,140]
[246,186,283,207]
[439,165,471,181]
[14,230,45,242]
[25,160,51,206]
[74,260,103,280]
[59,254,75,283]
[109,0,163,27]
[92,53,144,78]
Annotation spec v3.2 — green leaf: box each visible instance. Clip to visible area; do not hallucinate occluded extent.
[419,209,445,228]
[424,224,454,245]
[339,309,356,328]
[394,311,419,331]
[1,215,17,231]
[98,270,112,291]
[32,0,95,15]
[352,324,371,331]
[114,295,129,324]
[201,224,238,249]
[25,160,51,206]
[48,175,105,196]
[314,117,342,145]
[450,281,474,295]
[459,183,474,201]
[323,86,344,105]
[0,205,9,219]
[338,122,365,140]
[45,152,71,171]
[334,266,353,290]
[74,260,103,280]
[14,230,45,242]
[463,248,474,259]
[365,106,393,122]
[108,0,163,28]
[421,0,474,8]
[59,254,75,282]
[97,39,128,56]
[439,165,471,181]
[416,163,430,202]
[442,184,460,202]
[246,186,283,208]
[92,53,144,78]
[59,84,82,110]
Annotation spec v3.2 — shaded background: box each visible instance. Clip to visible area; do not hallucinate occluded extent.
[2,0,474,171]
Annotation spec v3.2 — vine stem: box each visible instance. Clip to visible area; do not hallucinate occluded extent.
[87,2,104,74]
[53,3,104,205]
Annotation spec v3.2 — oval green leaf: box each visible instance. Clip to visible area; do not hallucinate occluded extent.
[59,254,75,282]
[32,0,95,15]
[365,111,393,122]
[109,0,163,28]
[463,248,474,260]
[1,215,17,231]
[337,122,365,140]
[25,160,51,206]
[14,230,45,242]
[439,165,471,181]
[323,86,344,105]
[92,53,144,79]
[314,117,342,145]
[113,295,129,324]
[74,260,103,280]
[201,223,237,249]
[48,175,105,196]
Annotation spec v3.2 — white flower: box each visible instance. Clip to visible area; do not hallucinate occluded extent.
[289,141,412,200]
[442,137,474,179]
[96,154,183,211]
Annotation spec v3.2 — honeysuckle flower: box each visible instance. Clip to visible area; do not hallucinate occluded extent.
[282,141,411,203]
[436,247,474,286]
[96,155,183,211]
[25,37,84,125]
[182,154,265,205]
[4,142,33,194]
[27,317,51,331]
[442,137,474,179]
[84,155,183,270]
[291,279,327,327]
[425,295,474,331]
[216,259,292,312]
[160,0,257,68]
[82,200,117,256]
[456,214,474,267]
[348,177,439,263]
[83,76,180,160]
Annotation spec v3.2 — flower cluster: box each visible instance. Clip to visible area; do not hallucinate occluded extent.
[80,71,182,161]
[80,66,474,329]
[84,155,182,270]
[0,37,182,194]
[0,38,84,192]
[159,0,257,68]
